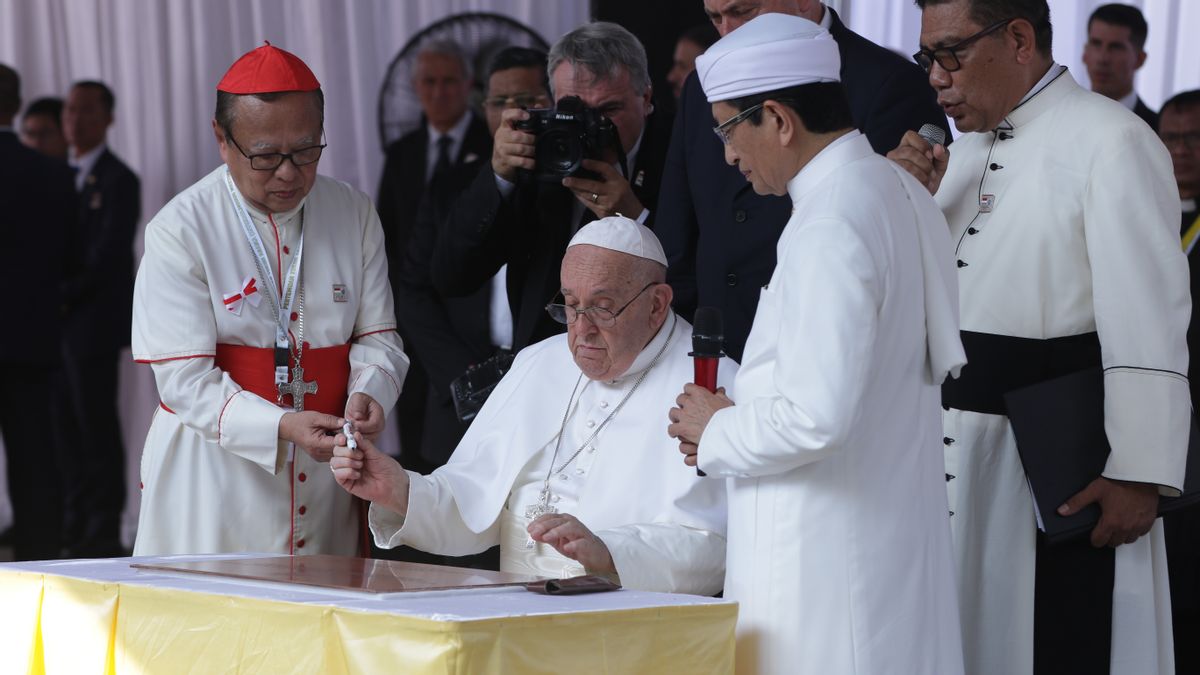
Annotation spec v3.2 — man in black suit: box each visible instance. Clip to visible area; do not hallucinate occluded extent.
[394,47,550,470]
[19,97,67,161]
[432,22,668,352]
[657,0,950,361]
[377,40,489,471]
[59,80,140,558]
[1083,4,1158,129]
[1160,89,1200,674]
[0,64,77,560]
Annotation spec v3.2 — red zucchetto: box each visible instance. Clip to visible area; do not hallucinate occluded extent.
[217,41,320,94]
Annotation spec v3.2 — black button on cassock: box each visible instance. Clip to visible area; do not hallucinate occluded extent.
[734,210,747,223]
[943,436,955,445]
[957,260,968,268]
[726,273,738,286]
[968,227,978,235]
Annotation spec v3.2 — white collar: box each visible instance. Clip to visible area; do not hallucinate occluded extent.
[817,3,832,30]
[1016,62,1064,107]
[69,142,106,172]
[1117,89,1139,111]
[427,111,472,147]
[1184,198,1197,213]
[622,128,645,178]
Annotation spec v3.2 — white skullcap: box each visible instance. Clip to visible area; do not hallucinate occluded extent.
[696,13,841,103]
[567,215,668,267]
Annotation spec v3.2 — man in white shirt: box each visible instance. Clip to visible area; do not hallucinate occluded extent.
[333,217,730,594]
[131,43,408,556]
[668,15,966,674]
[892,0,1188,672]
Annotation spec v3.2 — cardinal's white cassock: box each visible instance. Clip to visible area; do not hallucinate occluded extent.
[696,130,967,673]
[371,312,731,595]
[131,166,408,556]
[936,67,1189,675]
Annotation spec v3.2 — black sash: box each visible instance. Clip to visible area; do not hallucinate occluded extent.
[943,330,1113,674]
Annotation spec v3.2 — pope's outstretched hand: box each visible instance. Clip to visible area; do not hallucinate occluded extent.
[330,431,410,515]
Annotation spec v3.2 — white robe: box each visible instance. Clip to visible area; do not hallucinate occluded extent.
[936,70,1188,675]
[371,313,731,595]
[131,167,408,556]
[699,132,966,674]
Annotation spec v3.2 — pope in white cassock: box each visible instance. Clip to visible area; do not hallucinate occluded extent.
[331,217,730,593]
[131,44,408,556]
[890,1,1189,673]
[668,15,967,674]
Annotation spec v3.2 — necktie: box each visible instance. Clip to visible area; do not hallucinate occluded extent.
[432,136,453,185]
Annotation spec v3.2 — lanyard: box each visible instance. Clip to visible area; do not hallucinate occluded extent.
[223,168,306,384]
[1183,211,1200,256]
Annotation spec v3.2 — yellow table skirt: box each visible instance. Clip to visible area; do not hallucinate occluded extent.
[0,566,736,674]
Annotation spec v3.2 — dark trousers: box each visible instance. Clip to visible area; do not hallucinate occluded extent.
[54,348,126,557]
[0,364,63,560]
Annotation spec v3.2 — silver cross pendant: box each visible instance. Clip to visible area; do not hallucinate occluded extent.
[523,488,557,549]
[276,365,319,411]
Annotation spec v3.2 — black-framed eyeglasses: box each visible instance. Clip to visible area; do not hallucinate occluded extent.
[712,102,765,145]
[1162,131,1200,151]
[545,282,657,327]
[484,93,550,110]
[225,129,327,171]
[913,18,1014,74]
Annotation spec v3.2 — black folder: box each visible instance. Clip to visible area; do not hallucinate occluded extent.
[1004,367,1200,543]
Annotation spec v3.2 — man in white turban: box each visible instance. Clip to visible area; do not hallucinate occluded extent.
[668,14,966,673]
[332,217,732,594]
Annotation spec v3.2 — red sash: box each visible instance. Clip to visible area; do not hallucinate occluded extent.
[214,343,351,416]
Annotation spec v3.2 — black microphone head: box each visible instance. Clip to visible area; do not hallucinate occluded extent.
[691,306,725,358]
[918,123,947,148]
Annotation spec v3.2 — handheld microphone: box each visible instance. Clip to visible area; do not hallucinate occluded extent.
[918,123,947,148]
[689,307,725,476]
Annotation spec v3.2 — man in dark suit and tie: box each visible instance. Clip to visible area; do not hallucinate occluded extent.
[394,47,550,470]
[1083,4,1158,130]
[1160,89,1200,673]
[0,64,77,560]
[59,79,140,558]
[432,22,668,353]
[656,0,950,361]
[377,40,490,470]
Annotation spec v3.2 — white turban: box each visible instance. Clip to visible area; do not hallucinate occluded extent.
[567,216,668,267]
[696,13,841,103]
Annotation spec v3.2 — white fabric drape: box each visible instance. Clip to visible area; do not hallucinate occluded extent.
[0,0,588,544]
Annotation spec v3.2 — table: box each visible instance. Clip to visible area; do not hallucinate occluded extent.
[0,554,737,674]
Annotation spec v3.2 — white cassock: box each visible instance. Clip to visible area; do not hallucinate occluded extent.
[936,68,1188,675]
[698,131,966,674]
[371,312,731,595]
[131,167,408,556]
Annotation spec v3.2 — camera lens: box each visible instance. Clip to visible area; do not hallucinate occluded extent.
[536,128,582,177]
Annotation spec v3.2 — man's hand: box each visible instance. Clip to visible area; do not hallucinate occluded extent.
[492,108,537,182]
[667,384,734,467]
[330,431,411,515]
[886,130,949,195]
[344,392,385,440]
[1058,477,1160,548]
[278,411,344,462]
[527,513,616,576]
[561,159,645,219]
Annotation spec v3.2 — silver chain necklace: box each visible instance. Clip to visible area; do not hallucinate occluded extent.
[523,314,677,542]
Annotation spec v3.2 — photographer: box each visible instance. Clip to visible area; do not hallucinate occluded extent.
[431,21,668,351]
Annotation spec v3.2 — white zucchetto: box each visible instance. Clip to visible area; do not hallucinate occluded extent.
[567,216,668,267]
[696,13,841,103]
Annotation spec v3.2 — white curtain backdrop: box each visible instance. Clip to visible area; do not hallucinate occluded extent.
[0,0,1195,545]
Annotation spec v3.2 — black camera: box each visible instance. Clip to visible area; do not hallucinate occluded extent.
[514,95,621,181]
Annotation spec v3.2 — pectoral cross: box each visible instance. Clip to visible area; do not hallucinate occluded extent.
[277,365,318,411]
[523,487,558,549]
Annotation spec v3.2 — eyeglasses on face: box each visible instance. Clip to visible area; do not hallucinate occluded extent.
[913,18,1014,74]
[225,129,327,171]
[545,282,656,327]
[1162,131,1200,151]
[484,93,550,110]
[712,102,765,145]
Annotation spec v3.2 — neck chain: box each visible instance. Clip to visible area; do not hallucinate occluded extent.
[524,313,677,529]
